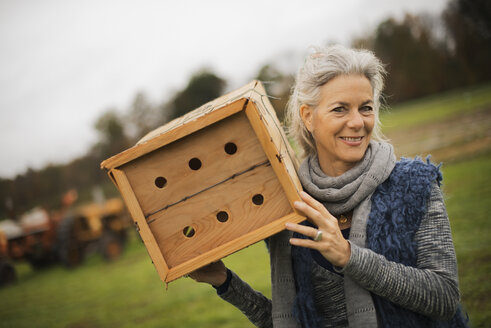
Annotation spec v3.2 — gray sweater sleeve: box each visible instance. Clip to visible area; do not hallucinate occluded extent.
[340,182,460,319]
[218,270,273,327]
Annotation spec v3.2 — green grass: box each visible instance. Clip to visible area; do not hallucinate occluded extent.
[381,83,491,132]
[441,152,491,327]
[0,238,271,328]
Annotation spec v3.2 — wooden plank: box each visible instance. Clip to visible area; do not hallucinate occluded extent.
[101,84,258,170]
[101,99,246,170]
[148,162,292,269]
[244,101,303,207]
[247,81,302,191]
[111,169,169,282]
[106,170,119,192]
[138,81,257,144]
[121,111,268,217]
[166,211,304,282]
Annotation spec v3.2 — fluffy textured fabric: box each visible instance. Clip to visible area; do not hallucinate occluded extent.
[366,157,442,267]
[292,157,468,328]
[367,157,468,328]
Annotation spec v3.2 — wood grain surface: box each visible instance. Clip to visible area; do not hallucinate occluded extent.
[148,162,292,269]
[122,111,268,218]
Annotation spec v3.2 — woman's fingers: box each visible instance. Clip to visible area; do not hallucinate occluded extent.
[285,222,322,251]
[285,222,318,239]
[288,191,352,267]
[188,261,227,286]
[299,191,332,218]
[289,236,319,250]
[294,192,336,229]
[285,222,352,267]
[293,201,321,224]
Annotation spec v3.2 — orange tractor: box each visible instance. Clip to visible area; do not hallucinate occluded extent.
[0,191,131,285]
[56,197,131,267]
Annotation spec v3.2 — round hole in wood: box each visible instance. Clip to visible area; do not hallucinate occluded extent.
[183,226,196,238]
[224,142,237,155]
[216,211,229,223]
[188,158,202,170]
[154,176,167,188]
[252,194,264,205]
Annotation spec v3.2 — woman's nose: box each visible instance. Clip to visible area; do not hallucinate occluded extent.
[346,110,364,129]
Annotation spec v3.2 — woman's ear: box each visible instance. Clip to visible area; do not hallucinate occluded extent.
[300,104,314,133]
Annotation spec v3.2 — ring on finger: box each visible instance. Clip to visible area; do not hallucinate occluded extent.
[314,229,323,241]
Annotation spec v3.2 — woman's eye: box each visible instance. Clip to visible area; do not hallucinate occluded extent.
[360,106,373,112]
[332,107,345,113]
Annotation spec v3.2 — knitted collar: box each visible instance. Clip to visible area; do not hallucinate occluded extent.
[298,141,396,216]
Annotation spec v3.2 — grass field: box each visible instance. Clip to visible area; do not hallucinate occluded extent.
[381,83,491,133]
[1,84,490,327]
[0,236,271,328]
[441,153,491,326]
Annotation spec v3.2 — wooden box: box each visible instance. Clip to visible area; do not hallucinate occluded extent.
[101,81,304,284]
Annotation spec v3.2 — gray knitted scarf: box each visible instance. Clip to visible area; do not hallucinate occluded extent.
[298,141,396,216]
[295,140,396,327]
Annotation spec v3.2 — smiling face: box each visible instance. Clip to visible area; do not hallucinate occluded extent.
[300,74,375,176]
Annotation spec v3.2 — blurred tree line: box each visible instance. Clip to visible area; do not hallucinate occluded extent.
[352,0,491,103]
[0,0,489,219]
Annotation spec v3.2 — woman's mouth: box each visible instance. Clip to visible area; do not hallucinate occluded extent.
[341,137,363,142]
[340,136,364,145]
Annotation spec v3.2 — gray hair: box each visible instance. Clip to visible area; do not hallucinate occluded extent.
[285,45,386,158]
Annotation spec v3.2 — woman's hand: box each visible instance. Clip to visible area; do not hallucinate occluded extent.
[286,191,351,268]
[188,260,228,287]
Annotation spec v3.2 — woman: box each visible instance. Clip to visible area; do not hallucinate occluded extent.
[189,45,467,327]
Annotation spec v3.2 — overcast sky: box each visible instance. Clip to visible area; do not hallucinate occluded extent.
[0,0,448,178]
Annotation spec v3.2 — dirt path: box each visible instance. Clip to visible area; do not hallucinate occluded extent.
[385,107,491,163]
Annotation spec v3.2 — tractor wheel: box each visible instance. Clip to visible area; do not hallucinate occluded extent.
[0,259,17,287]
[117,228,128,247]
[100,232,123,261]
[56,216,85,268]
[26,252,50,269]
[26,242,54,269]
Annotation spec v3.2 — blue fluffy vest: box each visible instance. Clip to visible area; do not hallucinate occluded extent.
[292,158,468,327]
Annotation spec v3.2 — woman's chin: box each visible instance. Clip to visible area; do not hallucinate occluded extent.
[339,148,368,164]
